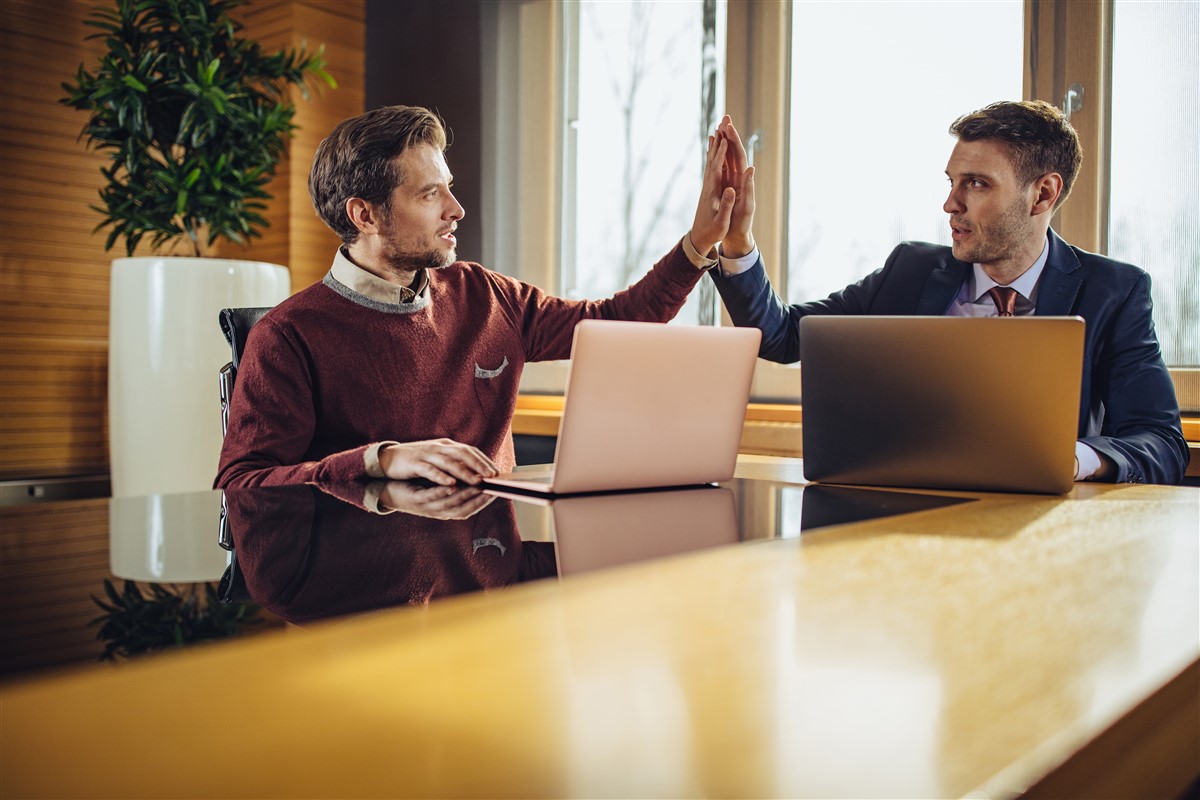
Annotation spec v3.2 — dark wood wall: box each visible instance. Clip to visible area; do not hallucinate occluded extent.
[0,0,366,483]
[365,0,484,263]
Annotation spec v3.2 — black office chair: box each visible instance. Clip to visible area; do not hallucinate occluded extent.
[216,307,273,603]
[218,306,274,437]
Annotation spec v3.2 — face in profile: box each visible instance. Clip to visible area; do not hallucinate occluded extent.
[377,143,466,272]
[943,138,1042,269]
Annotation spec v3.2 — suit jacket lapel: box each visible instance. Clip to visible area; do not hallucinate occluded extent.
[1035,229,1084,316]
[916,260,970,315]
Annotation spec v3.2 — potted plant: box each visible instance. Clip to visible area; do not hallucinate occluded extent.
[61,0,335,497]
[91,578,262,661]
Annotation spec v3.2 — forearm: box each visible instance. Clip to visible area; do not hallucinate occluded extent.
[522,239,706,361]
[215,443,377,490]
[710,260,801,364]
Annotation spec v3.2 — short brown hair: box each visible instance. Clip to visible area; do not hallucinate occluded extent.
[308,105,448,243]
[949,100,1082,209]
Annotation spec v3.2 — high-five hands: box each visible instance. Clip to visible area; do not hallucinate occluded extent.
[716,116,756,258]
[687,115,756,259]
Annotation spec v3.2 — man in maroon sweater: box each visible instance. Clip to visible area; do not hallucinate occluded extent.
[216,106,756,491]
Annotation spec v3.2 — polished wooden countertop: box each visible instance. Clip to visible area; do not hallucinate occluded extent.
[2,456,1197,798]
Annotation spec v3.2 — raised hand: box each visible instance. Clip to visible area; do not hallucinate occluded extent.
[717,115,756,258]
[688,127,737,258]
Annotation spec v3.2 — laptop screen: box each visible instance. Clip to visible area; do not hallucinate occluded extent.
[798,316,1084,494]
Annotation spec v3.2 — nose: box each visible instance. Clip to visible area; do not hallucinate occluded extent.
[446,191,465,221]
[943,184,964,215]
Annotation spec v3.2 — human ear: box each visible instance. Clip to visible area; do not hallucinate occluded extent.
[345,197,380,235]
[1030,173,1063,216]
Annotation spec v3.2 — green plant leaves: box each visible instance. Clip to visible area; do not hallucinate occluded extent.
[60,0,335,257]
[90,578,262,662]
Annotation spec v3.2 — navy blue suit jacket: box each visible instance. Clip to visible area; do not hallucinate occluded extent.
[711,230,1188,484]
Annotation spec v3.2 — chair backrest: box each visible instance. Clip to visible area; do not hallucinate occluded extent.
[217,306,274,437]
[217,307,273,564]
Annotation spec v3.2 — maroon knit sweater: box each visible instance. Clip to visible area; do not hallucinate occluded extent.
[215,241,704,489]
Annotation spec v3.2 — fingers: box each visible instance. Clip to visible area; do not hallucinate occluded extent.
[716,186,736,229]
[720,118,747,174]
[424,446,497,485]
[411,484,495,518]
[704,135,728,184]
[383,440,499,485]
[742,164,755,192]
[380,483,496,520]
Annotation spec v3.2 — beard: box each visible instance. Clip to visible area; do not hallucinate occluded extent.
[951,197,1033,265]
[379,242,456,272]
[377,217,458,272]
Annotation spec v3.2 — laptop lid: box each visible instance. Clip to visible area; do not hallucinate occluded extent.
[798,316,1084,494]
[485,319,761,495]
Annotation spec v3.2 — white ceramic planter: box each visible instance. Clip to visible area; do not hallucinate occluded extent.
[109,257,289,497]
[109,491,230,582]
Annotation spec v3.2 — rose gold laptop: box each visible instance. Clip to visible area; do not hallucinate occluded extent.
[798,316,1084,494]
[483,319,761,496]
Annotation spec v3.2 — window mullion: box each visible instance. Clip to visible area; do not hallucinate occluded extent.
[1026,0,1114,254]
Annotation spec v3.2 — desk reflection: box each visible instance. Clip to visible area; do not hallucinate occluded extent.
[222,483,556,625]
[222,479,975,626]
[222,483,749,625]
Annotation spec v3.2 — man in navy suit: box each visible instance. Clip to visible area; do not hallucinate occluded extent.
[708,101,1187,484]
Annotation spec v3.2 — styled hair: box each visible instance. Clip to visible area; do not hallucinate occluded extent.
[949,100,1082,209]
[308,105,448,243]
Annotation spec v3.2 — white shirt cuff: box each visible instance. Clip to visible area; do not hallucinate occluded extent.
[365,441,402,479]
[718,246,760,276]
[1074,441,1103,481]
[682,234,719,269]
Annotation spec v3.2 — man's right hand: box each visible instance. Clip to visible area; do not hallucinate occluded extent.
[379,439,499,485]
[717,116,756,258]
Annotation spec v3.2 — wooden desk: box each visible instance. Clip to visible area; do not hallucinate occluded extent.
[2,456,1197,798]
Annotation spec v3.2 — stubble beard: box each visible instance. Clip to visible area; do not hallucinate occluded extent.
[381,243,456,272]
[952,197,1034,267]
[378,219,457,272]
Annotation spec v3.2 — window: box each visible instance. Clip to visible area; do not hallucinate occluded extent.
[562,0,725,324]
[784,1,1024,304]
[489,0,1197,410]
[1108,0,1199,368]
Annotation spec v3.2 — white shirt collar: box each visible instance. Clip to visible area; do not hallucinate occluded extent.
[329,247,428,305]
[968,236,1050,303]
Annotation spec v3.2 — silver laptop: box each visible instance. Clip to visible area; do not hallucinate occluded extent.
[798,316,1084,494]
[484,319,761,496]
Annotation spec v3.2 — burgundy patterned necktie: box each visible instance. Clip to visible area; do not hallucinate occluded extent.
[987,286,1018,317]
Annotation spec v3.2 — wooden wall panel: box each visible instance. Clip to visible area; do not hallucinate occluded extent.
[0,0,364,482]
[0,1,111,482]
[0,498,112,675]
[288,1,366,290]
[229,0,366,291]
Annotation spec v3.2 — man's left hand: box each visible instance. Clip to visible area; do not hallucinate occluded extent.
[688,127,736,257]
